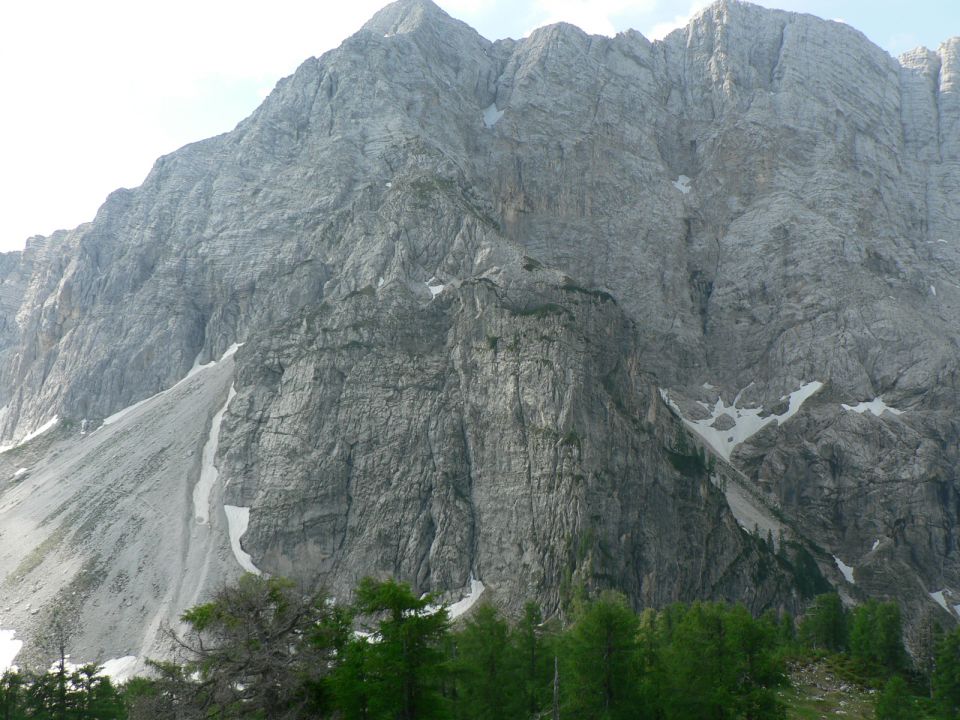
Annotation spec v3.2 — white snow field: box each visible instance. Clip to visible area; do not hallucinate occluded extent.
[0,416,60,455]
[660,381,823,461]
[660,382,826,551]
[0,628,22,672]
[193,385,237,524]
[841,397,904,416]
[425,277,446,298]
[834,556,856,584]
[930,590,950,612]
[447,577,485,620]
[223,505,262,576]
[482,103,504,128]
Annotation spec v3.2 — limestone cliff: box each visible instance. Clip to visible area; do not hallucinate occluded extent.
[1,0,959,666]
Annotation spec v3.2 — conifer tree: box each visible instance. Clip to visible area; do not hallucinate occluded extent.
[562,591,645,720]
[798,593,848,652]
[934,627,960,719]
[0,671,25,720]
[849,600,904,673]
[512,601,553,719]
[343,578,450,720]
[129,573,338,720]
[874,675,913,720]
[451,604,522,720]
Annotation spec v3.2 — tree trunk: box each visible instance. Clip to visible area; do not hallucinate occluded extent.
[552,655,560,720]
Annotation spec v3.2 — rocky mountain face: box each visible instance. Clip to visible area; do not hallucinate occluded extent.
[1,0,959,668]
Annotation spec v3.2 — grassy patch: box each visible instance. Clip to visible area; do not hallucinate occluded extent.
[781,660,876,720]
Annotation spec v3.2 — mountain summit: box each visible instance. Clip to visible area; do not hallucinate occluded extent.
[1,1,959,670]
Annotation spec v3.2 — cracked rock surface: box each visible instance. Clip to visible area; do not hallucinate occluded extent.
[2,0,960,662]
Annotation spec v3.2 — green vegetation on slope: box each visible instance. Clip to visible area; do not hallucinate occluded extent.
[7,582,960,719]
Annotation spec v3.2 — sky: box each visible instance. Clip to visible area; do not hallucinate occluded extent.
[0,0,956,252]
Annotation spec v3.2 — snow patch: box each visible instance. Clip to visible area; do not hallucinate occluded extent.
[0,416,59,454]
[931,285,937,296]
[0,629,22,672]
[425,277,445,298]
[841,398,903,417]
[482,103,504,128]
[660,381,823,461]
[48,658,84,675]
[46,655,137,680]
[224,505,262,576]
[187,342,239,377]
[871,538,880,551]
[99,343,244,432]
[447,577,485,620]
[931,590,950,612]
[672,175,692,194]
[24,416,59,443]
[220,343,242,360]
[193,385,236,524]
[12,467,28,479]
[100,655,139,683]
[186,353,216,379]
[834,556,855,584]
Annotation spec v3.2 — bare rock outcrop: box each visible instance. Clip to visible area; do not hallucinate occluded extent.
[2,0,960,663]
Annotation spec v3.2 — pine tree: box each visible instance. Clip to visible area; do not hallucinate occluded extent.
[130,573,338,720]
[934,627,960,719]
[0,671,25,720]
[908,608,943,697]
[451,604,522,720]
[659,602,785,720]
[798,593,848,652]
[344,578,451,720]
[874,675,914,720]
[849,600,904,674]
[562,591,645,720]
[660,603,732,719]
[512,601,553,719]
[69,665,125,720]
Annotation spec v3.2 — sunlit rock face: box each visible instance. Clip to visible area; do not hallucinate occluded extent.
[2,0,960,665]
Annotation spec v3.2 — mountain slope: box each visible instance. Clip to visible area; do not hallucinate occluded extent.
[1,0,959,666]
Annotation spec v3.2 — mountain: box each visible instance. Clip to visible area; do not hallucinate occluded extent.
[2,0,960,670]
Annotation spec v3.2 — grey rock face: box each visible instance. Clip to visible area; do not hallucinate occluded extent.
[219,274,795,614]
[2,0,960,663]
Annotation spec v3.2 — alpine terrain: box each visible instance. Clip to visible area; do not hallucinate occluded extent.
[1,0,959,673]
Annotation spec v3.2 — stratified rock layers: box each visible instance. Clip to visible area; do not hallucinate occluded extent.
[2,0,960,660]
